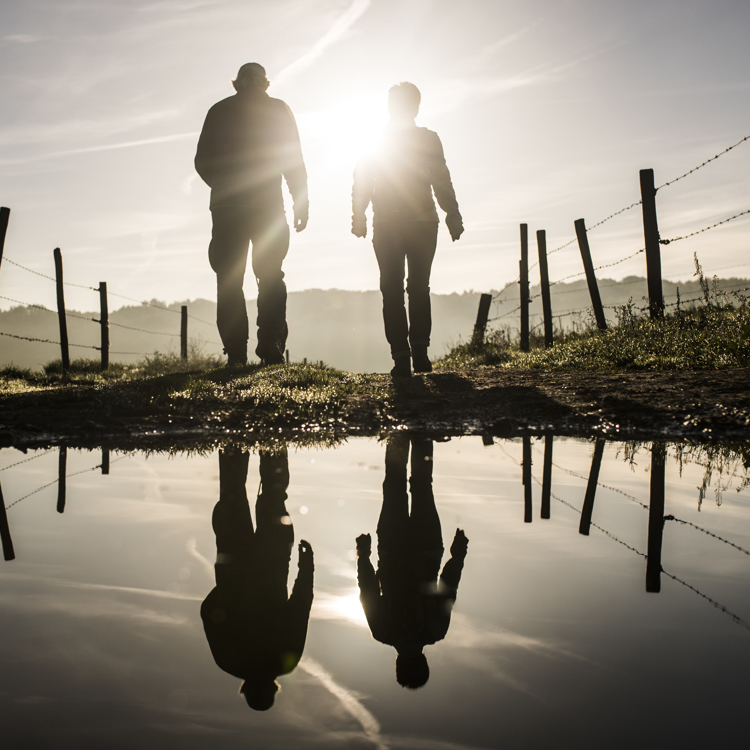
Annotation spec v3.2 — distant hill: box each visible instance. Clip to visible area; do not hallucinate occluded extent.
[1,277,747,372]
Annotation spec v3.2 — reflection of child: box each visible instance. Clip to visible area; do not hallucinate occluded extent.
[201,449,314,710]
[356,436,468,689]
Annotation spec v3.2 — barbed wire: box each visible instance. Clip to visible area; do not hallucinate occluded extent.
[492,277,520,302]
[497,441,750,631]
[3,457,127,511]
[1,257,98,291]
[548,249,645,288]
[664,514,750,557]
[658,134,750,190]
[660,209,750,245]
[3,258,57,283]
[0,330,98,350]
[0,448,56,472]
[105,291,214,326]
[0,295,56,313]
[660,568,750,633]
[106,320,181,337]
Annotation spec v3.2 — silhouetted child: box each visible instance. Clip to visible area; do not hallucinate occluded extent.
[356,435,468,688]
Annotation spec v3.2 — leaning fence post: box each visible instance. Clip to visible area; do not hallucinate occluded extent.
[574,219,607,330]
[541,434,553,519]
[57,446,67,514]
[639,169,664,320]
[646,442,666,593]
[520,223,530,351]
[99,282,109,371]
[536,230,553,348]
[53,248,70,372]
[0,479,16,561]
[472,293,493,345]
[522,436,532,523]
[180,305,188,360]
[579,439,605,535]
[0,207,10,273]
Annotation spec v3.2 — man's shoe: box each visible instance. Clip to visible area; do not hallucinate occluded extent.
[390,358,412,378]
[260,352,285,366]
[412,349,432,373]
[226,353,247,367]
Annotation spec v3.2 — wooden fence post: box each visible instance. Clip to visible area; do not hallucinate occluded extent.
[522,436,532,523]
[101,449,110,475]
[541,434,553,519]
[574,219,607,330]
[646,442,666,593]
[579,439,605,535]
[472,293,493,345]
[0,479,16,561]
[180,305,188,360]
[536,230,553,348]
[639,169,664,320]
[99,282,109,371]
[57,446,67,514]
[53,248,70,372]
[0,207,10,273]
[520,223,530,351]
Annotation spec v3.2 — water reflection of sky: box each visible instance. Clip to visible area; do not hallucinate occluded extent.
[1,437,749,749]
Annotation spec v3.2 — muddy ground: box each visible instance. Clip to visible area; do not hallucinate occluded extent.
[1,367,749,450]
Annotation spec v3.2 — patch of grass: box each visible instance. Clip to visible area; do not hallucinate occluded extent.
[443,255,750,371]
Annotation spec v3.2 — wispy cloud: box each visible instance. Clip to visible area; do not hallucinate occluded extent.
[0,132,197,167]
[274,0,371,87]
[299,657,387,750]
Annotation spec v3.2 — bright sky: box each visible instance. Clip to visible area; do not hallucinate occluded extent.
[1,0,749,313]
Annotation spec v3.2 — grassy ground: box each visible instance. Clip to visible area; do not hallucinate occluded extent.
[437,265,750,371]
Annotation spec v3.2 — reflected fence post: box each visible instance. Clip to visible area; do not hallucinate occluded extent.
[522,436,532,523]
[646,442,666,593]
[0,479,16,561]
[541,435,553,519]
[57,447,67,514]
[579,439,605,536]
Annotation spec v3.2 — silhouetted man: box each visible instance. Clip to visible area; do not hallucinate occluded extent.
[356,435,468,689]
[196,63,309,366]
[201,448,314,710]
[352,82,463,377]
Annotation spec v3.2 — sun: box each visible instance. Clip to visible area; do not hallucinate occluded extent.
[303,92,388,176]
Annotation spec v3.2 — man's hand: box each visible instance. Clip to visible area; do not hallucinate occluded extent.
[351,214,367,239]
[294,203,309,233]
[446,213,464,242]
[356,533,371,555]
[450,528,468,557]
[298,539,313,563]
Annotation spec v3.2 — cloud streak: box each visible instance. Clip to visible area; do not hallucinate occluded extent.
[274,0,371,87]
[0,132,198,166]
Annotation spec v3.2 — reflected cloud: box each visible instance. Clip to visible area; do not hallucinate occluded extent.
[299,657,386,750]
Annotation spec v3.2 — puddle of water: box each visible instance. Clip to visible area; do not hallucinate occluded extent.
[1,437,749,749]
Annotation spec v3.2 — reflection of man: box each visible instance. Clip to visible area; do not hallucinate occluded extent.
[195,63,309,366]
[356,435,468,689]
[352,82,463,377]
[201,448,314,710]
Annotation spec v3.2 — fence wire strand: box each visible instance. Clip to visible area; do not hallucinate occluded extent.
[660,209,750,245]
[658,134,750,190]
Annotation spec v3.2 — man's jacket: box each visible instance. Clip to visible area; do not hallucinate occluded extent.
[195,90,308,214]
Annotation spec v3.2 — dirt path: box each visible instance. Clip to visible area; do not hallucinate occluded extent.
[1,367,749,449]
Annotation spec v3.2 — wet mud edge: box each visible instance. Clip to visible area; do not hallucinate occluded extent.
[1,367,749,450]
